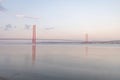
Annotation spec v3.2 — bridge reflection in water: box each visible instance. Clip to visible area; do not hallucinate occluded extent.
[32,44,36,64]
[85,46,88,56]
[31,44,89,64]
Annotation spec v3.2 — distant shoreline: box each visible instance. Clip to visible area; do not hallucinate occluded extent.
[0,39,120,44]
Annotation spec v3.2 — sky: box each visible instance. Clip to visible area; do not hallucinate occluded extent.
[0,0,120,41]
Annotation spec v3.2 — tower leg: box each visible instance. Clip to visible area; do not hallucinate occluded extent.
[32,25,36,44]
[85,33,88,43]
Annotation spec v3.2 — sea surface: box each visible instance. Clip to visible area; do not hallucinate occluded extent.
[0,41,120,80]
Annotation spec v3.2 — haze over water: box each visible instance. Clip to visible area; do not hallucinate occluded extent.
[0,44,120,80]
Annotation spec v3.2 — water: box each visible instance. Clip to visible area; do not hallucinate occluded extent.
[0,44,120,80]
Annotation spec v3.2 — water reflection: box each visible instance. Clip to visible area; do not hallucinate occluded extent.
[85,46,88,56]
[32,44,36,64]
[0,45,120,80]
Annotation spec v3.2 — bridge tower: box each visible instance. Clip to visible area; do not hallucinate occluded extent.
[85,33,88,43]
[32,25,36,44]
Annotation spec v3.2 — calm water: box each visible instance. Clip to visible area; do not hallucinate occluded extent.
[0,44,120,80]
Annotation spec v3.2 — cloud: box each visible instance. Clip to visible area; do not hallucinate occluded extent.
[0,0,6,12]
[16,14,40,19]
[24,24,31,30]
[4,24,12,31]
[0,5,6,11]
[45,27,54,30]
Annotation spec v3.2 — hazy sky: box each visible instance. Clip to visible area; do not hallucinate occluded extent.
[0,0,120,41]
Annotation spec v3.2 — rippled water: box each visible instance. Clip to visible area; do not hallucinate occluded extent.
[0,44,120,80]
